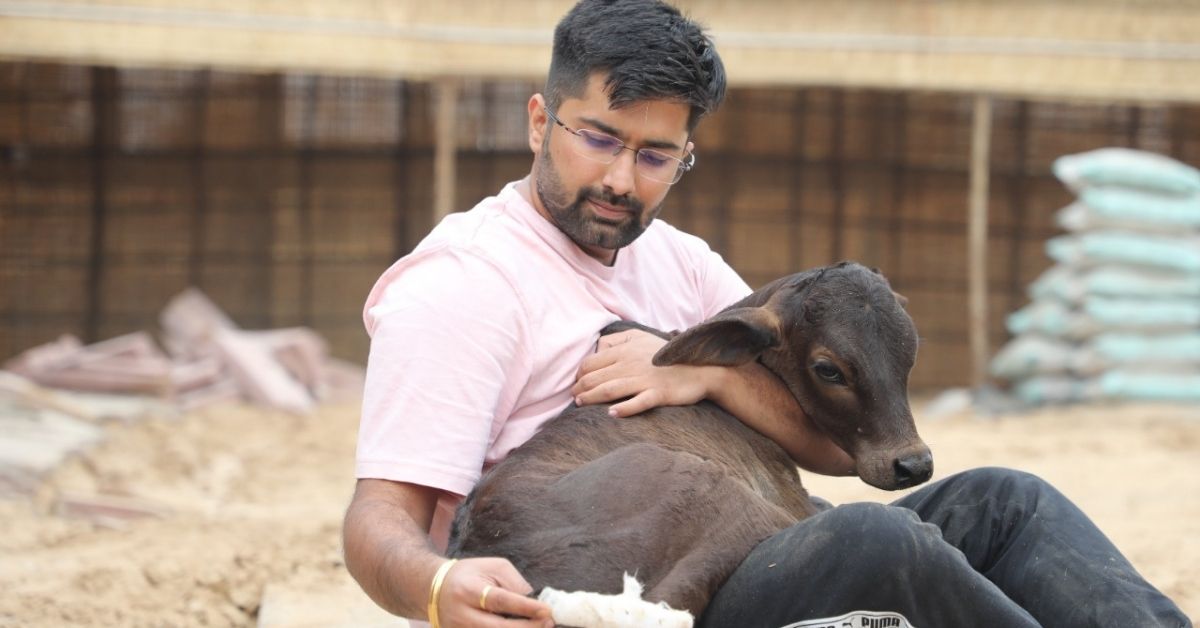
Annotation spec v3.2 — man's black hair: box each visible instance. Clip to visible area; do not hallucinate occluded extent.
[546,0,726,131]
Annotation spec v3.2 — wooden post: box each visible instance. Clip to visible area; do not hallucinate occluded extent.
[968,94,993,389]
[85,67,115,343]
[433,78,459,223]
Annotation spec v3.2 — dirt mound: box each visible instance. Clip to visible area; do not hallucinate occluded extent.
[1,399,1195,625]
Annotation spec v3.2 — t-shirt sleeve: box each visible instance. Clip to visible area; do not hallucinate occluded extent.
[356,247,532,497]
[696,245,752,319]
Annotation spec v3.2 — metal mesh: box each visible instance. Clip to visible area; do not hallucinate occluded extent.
[2,61,1197,389]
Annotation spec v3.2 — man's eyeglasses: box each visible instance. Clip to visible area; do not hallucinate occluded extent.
[543,107,695,185]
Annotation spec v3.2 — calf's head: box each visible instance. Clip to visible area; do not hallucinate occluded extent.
[653,261,931,490]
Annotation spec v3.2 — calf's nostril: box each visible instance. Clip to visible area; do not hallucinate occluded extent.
[892,452,933,486]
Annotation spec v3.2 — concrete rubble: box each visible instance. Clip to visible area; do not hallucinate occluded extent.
[0,288,365,505]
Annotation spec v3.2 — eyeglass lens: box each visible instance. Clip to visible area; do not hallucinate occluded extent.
[572,129,685,183]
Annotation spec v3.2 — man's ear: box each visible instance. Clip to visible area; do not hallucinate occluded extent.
[528,94,548,154]
[653,307,782,367]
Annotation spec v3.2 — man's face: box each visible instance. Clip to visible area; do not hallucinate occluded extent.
[528,73,693,263]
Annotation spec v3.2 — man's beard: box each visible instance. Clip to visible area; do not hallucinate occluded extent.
[534,150,661,252]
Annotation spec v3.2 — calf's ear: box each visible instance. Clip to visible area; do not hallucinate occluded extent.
[652,307,782,367]
[869,266,908,308]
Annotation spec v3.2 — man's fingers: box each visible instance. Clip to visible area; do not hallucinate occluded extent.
[488,559,535,596]
[443,557,554,627]
[609,390,661,418]
[572,365,625,397]
[596,329,636,351]
[574,377,639,407]
[575,349,619,382]
[485,587,554,624]
[487,560,554,624]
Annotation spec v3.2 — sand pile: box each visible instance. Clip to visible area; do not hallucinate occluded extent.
[0,399,1195,626]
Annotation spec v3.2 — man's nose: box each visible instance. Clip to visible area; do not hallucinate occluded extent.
[601,149,638,197]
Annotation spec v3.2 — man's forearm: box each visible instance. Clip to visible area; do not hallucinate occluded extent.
[343,487,444,618]
[706,362,856,476]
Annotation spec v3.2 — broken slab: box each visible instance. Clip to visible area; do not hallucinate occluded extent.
[3,335,84,373]
[74,331,165,363]
[0,371,173,423]
[168,357,225,394]
[248,328,329,399]
[175,378,241,413]
[0,389,105,498]
[159,287,238,356]
[212,328,314,415]
[5,333,177,396]
[2,287,362,416]
[0,407,102,472]
[0,371,107,422]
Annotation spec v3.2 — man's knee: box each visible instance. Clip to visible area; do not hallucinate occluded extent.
[825,502,947,560]
[761,502,951,573]
[710,502,990,626]
[816,502,920,533]
[946,467,1062,507]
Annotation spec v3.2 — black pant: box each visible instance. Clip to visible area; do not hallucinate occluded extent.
[699,467,1192,628]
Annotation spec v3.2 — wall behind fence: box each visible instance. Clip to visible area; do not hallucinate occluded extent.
[2,62,1197,390]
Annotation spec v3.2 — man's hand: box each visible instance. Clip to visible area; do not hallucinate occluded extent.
[342,479,554,627]
[434,557,554,627]
[572,329,719,418]
[570,328,855,476]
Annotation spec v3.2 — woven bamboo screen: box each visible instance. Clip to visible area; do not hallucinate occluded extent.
[3,62,1198,390]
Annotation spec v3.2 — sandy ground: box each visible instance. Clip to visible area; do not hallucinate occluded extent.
[0,398,1196,626]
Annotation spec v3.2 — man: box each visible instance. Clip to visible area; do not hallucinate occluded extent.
[344,1,1191,627]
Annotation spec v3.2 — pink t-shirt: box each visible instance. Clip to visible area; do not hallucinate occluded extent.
[357,180,750,548]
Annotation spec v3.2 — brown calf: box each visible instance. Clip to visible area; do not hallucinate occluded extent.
[447,262,932,618]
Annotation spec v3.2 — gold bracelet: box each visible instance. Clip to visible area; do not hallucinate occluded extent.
[427,558,458,628]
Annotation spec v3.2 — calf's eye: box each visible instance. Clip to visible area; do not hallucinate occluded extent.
[813,362,846,385]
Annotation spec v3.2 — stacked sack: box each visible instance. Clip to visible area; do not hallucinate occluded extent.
[990,148,1200,404]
